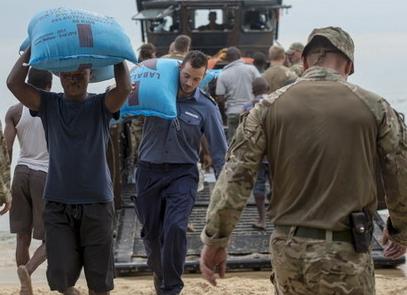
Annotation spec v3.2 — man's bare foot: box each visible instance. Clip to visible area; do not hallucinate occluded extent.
[64,286,81,295]
[187,223,195,232]
[252,221,266,230]
[17,265,33,295]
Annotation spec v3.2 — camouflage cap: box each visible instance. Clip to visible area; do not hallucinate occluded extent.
[286,42,304,54]
[302,26,355,74]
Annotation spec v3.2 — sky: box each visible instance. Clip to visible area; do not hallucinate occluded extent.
[1,0,407,123]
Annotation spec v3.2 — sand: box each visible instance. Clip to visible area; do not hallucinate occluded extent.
[1,270,407,294]
[0,235,406,294]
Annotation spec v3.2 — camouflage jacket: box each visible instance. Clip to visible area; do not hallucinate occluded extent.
[161,52,185,61]
[0,121,11,205]
[289,63,304,77]
[201,66,407,247]
[262,64,297,94]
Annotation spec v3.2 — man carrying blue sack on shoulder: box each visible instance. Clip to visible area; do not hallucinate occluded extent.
[134,50,227,295]
[7,47,131,295]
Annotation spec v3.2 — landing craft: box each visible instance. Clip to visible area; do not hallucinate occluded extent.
[110,0,406,274]
[132,0,291,57]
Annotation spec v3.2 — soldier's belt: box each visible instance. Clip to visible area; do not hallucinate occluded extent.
[275,225,353,243]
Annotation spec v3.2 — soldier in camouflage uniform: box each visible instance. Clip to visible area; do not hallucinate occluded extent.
[123,116,145,183]
[286,42,305,76]
[162,35,191,60]
[262,45,297,94]
[0,121,11,215]
[199,26,407,294]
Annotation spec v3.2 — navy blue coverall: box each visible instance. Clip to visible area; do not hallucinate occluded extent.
[135,88,227,294]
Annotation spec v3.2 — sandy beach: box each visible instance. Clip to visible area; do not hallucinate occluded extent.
[0,231,406,295]
[1,267,407,295]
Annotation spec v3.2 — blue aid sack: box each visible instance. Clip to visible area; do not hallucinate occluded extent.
[199,68,222,89]
[19,37,114,83]
[121,58,180,120]
[27,7,137,72]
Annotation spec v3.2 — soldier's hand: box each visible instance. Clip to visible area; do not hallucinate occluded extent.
[0,199,11,215]
[200,244,227,286]
[382,228,407,259]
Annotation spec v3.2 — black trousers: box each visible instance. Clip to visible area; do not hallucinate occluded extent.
[44,201,114,293]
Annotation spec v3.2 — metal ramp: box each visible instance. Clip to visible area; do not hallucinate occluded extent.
[114,180,405,275]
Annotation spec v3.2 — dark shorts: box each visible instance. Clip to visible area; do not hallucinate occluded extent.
[254,163,269,195]
[44,201,115,293]
[9,165,47,240]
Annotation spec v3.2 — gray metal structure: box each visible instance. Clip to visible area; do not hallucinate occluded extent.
[113,179,405,275]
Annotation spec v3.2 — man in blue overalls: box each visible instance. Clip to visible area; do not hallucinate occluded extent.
[135,50,228,295]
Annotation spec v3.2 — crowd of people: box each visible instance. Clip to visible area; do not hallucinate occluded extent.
[0,25,406,295]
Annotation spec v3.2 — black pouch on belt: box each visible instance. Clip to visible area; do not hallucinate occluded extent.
[350,210,373,253]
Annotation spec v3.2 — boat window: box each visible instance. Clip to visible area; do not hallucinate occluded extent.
[132,7,180,33]
[147,14,180,33]
[189,9,233,31]
[242,8,274,32]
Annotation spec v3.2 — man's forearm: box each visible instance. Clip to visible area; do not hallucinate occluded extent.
[379,105,407,246]
[114,62,131,96]
[6,48,41,111]
[0,144,11,205]
[105,62,131,113]
[4,121,16,164]
[7,48,30,94]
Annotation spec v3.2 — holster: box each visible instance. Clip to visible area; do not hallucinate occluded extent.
[350,210,373,253]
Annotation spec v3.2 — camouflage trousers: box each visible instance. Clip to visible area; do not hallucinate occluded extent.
[124,117,144,183]
[269,229,375,295]
[128,118,144,163]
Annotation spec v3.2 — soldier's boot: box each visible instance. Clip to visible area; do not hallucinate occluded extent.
[17,265,33,295]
